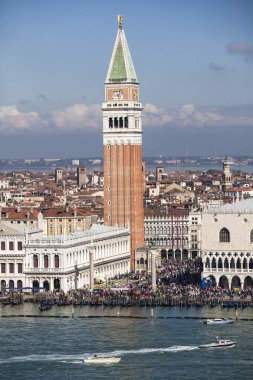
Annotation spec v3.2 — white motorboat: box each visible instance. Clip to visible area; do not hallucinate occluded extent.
[199,338,235,349]
[204,318,234,325]
[84,355,121,365]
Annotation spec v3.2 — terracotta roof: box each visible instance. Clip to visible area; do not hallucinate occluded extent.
[1,207,40,220]
[41,207,96,218]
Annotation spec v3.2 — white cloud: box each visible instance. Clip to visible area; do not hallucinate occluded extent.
[51,103,101,130]
[0,105,40,133]
[143,103,172,126]
[0,102,253,135]
[143,103,253,128]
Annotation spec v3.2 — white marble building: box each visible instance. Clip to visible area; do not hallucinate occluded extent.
[0,222,41,290]
[0,222,130,292]
[24,224,130,292]
[144,212,190,260]
[201,198,253,289]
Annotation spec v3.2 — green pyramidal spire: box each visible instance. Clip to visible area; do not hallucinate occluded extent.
[106,16,138,83]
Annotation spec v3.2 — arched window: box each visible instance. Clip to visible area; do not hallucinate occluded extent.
[33,254,38,268]
[224,258,229,269]
[54,255,59,268]
[219,228,230,242]
[44,255,49,268]
[250,229,253,243]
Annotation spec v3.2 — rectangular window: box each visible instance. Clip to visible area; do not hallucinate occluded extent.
[1,263,6,273]
[54,255,59,268]
[1,241,5,250]
[18,263,23,273]
[9,241,14,250]
[18,241,22,250]
[44,256,48,268]
[9,263,14,273]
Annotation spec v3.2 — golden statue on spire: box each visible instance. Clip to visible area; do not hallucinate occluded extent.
[118,15,123,28]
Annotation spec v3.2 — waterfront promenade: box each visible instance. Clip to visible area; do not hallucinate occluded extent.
[1,258,253,310]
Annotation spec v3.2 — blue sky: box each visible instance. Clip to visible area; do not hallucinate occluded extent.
[0,0,253,158]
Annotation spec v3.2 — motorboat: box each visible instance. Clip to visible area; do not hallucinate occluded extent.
[204,318,234,325]
[84,355,121,365]
[199,338,235,349]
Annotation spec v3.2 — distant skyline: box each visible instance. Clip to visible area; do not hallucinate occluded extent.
[0,0,253,158]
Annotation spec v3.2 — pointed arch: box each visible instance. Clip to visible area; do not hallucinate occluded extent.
[231,276,241,288]
[244,276,253,289]
[209,275,216,286]
[236,258,241,269]
[219,275,229,289]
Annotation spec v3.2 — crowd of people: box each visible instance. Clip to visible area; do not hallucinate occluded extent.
[1,258,253,307]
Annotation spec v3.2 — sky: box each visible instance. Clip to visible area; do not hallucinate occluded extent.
[0,0,253,159]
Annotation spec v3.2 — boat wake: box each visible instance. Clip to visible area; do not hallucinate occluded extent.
[0,346,198,364]
[0,353,85,365]
[110,345,198,356]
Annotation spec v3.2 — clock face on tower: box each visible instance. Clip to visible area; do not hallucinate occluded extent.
[113,89,123,100]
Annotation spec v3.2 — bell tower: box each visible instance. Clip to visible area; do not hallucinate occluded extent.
[102,16,144,270]
[222,157,232,191]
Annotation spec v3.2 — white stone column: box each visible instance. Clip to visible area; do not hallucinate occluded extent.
[89,247,94,290]
[50,277,54,291]
[151,251,156,292]
[228,277,232,290]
